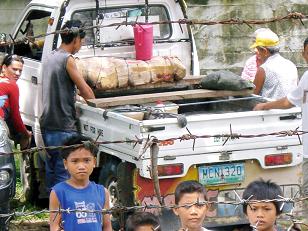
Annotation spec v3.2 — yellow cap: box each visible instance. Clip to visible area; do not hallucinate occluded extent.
[250,30,279,48]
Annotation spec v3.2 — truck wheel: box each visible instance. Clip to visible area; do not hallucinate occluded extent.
[98,156,120,186]
[106,177,120,206]
[0,202,10,231]
[98,158,135,206]
[98,156,121,206]
[20,147,39,204]
[98,157,121,229]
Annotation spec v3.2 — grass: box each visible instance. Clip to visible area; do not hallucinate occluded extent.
[10,150,49,222]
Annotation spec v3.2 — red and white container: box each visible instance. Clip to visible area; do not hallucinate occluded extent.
[133,24,153,61]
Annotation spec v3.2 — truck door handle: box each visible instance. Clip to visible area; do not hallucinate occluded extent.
[31,76,38,85]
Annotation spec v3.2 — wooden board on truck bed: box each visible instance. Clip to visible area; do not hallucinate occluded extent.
[87,88,254,108]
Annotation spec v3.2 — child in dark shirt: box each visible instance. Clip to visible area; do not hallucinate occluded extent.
[242,179,301,231]
[125,211,161,231]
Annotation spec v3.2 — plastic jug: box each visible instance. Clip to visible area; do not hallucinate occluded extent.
[134,24,153,61]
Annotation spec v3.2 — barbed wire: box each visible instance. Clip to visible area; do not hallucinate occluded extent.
[0,126,305,157]
[1,9,307,230]
[3,193,307,216]
[0,12,307,47]
[2,195,308,229]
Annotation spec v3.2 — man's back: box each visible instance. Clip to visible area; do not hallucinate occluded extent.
[40,48,77,131]
[260,53,298,99]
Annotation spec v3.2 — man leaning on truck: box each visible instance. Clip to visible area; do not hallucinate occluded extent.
[254,37,308,198]
[39,20,95,192]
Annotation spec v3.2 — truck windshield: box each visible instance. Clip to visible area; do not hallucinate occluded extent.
[14,9,51,60]
[72,5,171,46]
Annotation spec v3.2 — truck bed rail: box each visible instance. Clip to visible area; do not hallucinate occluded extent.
[87,89,254,108]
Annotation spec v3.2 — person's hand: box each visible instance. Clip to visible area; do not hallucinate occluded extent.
[253,103,267,111]
[25,129,32,138]
[76,94,86,103]
[20,130,32,150]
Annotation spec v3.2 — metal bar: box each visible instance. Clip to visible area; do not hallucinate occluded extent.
[176,95,262,107]
[150,141,164,206]
[145,0,149,23]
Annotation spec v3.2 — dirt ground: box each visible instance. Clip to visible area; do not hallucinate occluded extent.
[9,220,49,231]
[7,205,308,231]
[8,216,308,231]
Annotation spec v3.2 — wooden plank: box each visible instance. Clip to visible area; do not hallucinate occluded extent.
[87,89,253,108]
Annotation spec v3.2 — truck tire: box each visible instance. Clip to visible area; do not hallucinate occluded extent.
[20,135,39,204]
[98,158,135,207]
[0,202,9,231]
[98,157,120,200]
[98,156,121,229]
[116,162,135,207]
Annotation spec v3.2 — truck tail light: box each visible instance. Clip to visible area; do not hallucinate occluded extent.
[265,153,292,166]
[157,163,183,176]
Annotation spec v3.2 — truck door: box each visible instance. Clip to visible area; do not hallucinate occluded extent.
[12,7,55,129]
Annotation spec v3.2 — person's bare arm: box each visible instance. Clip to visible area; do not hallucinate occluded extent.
[253,97,294,111]
[49,190,63,231]
[66,56,95,100]
[253,67,266,95]
[102,188,112,231]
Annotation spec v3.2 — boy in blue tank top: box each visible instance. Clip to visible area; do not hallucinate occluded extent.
[49,135,112,231]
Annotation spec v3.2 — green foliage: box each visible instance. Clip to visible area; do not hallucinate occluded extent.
[10,152,48,222]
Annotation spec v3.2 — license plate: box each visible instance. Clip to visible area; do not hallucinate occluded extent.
[198,163,245,185]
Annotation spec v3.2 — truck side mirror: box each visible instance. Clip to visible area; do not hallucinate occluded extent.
[0,33,8,53]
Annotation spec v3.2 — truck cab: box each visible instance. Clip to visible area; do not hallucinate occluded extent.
[9,0,198,150]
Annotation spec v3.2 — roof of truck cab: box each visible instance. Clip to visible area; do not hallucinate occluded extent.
[29,0,64,7]
[29,0,174,8]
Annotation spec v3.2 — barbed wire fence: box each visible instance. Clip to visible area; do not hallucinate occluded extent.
[2,196,308,230]
[0,12,307,48]
[1,127,308,229]
[0,126,305,157]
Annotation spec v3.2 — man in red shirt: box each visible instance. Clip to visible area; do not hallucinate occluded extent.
[0,54,31,148]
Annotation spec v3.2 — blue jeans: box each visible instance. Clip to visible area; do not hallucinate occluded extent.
[42,130,78,192]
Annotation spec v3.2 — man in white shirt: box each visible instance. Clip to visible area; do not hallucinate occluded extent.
[251,29,298,99]
[254,37,308,196]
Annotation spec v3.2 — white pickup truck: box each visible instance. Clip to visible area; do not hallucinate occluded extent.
[1,0,303,229]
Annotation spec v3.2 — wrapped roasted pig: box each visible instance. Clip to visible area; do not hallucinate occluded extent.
[76,56,186,90]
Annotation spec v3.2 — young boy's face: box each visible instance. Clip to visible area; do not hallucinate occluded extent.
[63,148,96,182]
[246,202,277,231]
[173,192,208,231]
[302,44,308,63]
